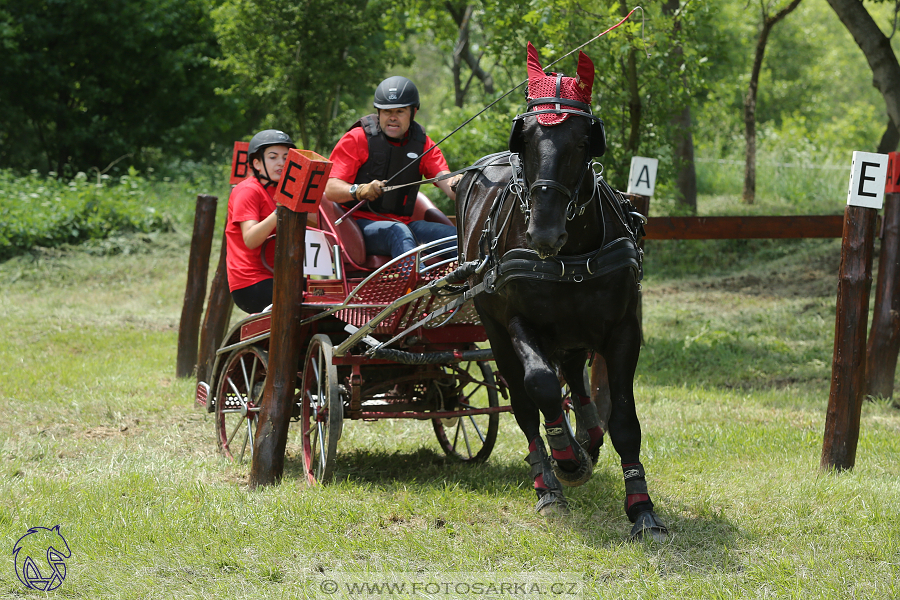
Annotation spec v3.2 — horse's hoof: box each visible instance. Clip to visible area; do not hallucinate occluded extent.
[536,490,569,517]
[629,510,668,542]
[550,442,593,488]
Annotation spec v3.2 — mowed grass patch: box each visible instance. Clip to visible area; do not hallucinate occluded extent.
[0,232,899,599]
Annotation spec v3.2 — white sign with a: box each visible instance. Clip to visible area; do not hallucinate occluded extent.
[627,156,659,197]
[304,229,334,276]
[847,151,888,209]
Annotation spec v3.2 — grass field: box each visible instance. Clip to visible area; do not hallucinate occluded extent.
[1,211,899,598]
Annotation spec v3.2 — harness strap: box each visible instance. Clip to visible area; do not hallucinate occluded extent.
[530,179,573,200]
[483,237,640,293]
[526,97,594,114]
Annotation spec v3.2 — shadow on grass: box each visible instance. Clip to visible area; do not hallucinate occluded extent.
[283,446,526,495]
[282,446,742,551]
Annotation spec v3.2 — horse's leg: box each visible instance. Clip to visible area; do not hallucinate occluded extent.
[508,316,592,488]
[478,311,567,515]
[603,315,668,541]
[560,354,604,463]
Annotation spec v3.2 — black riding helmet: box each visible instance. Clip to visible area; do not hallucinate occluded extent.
[248,129,296,186]
[373,76,420,112]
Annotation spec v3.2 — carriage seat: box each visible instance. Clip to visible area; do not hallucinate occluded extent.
[319,192,454,273]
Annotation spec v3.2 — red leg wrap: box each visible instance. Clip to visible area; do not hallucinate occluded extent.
[576,393,604,449]
[626,493,651,511]
[544,414,577,462]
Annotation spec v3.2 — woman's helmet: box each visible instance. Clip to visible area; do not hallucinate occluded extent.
[248,129,295,185]
[248,129,295,160]
[373,76,420,111]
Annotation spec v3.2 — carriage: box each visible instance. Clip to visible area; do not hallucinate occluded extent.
[196,192,513,484]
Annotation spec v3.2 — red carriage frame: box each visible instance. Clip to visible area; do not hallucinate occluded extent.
[199,193,513,484]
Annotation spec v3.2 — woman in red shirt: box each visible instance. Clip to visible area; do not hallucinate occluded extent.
[225,129,296,313]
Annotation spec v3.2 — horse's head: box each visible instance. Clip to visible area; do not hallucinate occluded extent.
[509,43,606,258]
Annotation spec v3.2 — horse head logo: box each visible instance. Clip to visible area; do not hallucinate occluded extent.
[12,525,71,591]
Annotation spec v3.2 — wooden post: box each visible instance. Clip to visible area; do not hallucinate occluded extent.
[176,194,217,378]
[249,207,307,487]
[866,193,900,400]
[250,148,331,487]
[196,233,234,392]
[821,205,877,471]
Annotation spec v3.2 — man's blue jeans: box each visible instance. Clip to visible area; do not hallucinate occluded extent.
[355,218,457,258]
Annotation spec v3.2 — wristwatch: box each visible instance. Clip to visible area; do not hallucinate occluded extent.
[348,184,359,201]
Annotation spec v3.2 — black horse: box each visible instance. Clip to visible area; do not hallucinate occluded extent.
[455,43,667,540]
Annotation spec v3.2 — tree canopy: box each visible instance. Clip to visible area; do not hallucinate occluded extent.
[0,0,246,176]
[212,0,398,154]
[1,0,898,198]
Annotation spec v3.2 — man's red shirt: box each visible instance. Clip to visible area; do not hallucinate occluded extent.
[328,126,450,224]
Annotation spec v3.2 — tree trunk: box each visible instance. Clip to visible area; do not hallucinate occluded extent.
[672,106,698,212]
[662,0,697,214]
[447,3,493,107]
[877,119,899,154]
[743,0,804,205]
[826,0,900,137]
[615,1,642,155]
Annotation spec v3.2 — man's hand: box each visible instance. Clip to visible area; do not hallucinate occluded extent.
[447,174,463,192]
[356,180,384,201]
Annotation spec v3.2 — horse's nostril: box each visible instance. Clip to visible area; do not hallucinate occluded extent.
[557,233,568,249]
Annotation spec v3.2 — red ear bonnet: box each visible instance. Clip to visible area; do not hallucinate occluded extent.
[525,42,594,126]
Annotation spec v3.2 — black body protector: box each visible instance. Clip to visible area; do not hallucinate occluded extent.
[351,114,426,217]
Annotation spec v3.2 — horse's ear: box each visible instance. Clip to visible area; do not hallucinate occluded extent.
[576,51,594,97]
[526,42,545,81]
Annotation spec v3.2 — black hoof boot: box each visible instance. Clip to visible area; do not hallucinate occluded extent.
[629,510,668,542]
[571,398,604,464]
[526,439,569,517]
[544,418,593,488]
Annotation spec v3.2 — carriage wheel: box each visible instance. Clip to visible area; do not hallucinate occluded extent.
[215,345,267,463]
[300,334,343,485]
[432,361,499,462]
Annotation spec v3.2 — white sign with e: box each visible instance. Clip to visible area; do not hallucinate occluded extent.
[847,151,888,210]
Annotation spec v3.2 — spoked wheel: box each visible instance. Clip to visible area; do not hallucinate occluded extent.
[432,361,499,462]
[300,334,343,485]
[215,345,267,463]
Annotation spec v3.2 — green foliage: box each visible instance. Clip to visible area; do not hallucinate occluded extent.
[695,1,893,161]
[0,0,248,176]
[0,169,176,261]
[211,0,399,154]
[431,1,721,190]
[428,103,519,168]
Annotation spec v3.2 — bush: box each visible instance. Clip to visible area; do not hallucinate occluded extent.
[0,169,177,261]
